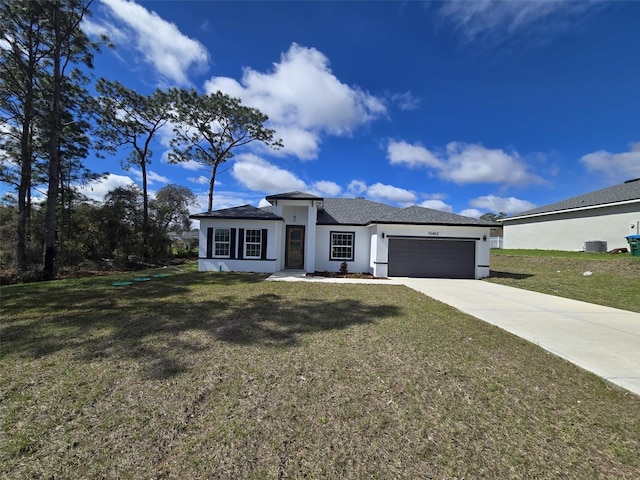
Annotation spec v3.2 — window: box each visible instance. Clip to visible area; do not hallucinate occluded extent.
[330,231,354,261]
[244,229,262,258]
[214,228,230,257]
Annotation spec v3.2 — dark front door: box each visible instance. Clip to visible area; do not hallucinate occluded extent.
[285,225,305,269]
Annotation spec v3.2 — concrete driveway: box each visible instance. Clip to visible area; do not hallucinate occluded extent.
[268,271,640,395]
[401,278,640,396]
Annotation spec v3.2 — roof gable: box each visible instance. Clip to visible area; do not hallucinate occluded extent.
[266,191,324,202]
[190,204,283,220]
[506,178,640,219]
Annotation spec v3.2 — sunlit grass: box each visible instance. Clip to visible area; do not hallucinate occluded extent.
[488,250,640,312]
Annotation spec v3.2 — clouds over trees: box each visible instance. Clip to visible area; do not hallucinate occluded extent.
[205,43,387,160]
[88,0,209,85]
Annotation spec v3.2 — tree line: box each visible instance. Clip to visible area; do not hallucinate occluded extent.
[0,0,281,281]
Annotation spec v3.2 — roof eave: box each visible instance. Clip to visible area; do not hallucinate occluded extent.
[502,198,640,222]
[369,221,497,227]
[189,214,284,221]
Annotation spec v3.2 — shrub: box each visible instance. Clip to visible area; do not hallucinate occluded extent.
[339,261,349,275]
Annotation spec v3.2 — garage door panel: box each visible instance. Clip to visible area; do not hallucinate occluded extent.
[388,238,475,278]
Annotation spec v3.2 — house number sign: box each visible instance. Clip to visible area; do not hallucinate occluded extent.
[428,231,440,236]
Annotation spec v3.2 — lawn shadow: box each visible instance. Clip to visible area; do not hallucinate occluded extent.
[1,273,400,379]
[210,292,398,346]
[489,270,534,280]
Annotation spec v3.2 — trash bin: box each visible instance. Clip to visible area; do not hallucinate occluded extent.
[625,235,640,257]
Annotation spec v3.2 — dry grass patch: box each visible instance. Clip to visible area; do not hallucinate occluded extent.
[488,250,640,313]
[1,269,639,478]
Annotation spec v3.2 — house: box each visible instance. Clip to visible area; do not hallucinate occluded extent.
[190,191,496,279]
[501,178,640,251]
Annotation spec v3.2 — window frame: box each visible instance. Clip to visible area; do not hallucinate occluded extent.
[329,231,355,261]
[244,229,262,259]
[214,227,231,258]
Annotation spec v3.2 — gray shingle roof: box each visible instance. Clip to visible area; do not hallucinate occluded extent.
[193,194,496,226]
[190,204,283,220]
[376,206,496,226]
[505,178,640,220]
[318,198,495,226]
[317,198,398,225]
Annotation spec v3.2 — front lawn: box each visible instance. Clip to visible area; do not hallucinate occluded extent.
[1,269,638,478]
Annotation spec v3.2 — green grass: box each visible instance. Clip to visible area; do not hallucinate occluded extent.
[1,265,639,478]
[488,250,640,313]
[495,248,638,259]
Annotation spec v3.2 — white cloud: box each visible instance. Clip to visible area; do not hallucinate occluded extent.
[438,0,602,44]
[75,174,135,202]
[129,168,170,184]
[81,17,126,43]
[231,154,307,193]
[419,199,454,213]
[387,139,543,186]
[367,182,417,203]
[312,181,341,197]
[188,176,210,185]
[178,159,207,171]
[387,140,443,169]
[470,195,536,214]
[444,142,541,185]
[205,43,386,160]
[345,180,417,204]
[459,208,484,219]
[580,143,640,183]
[390,91,420,111]
[99,0,209,85]
[268,125,321,161]
[347,180,368,196]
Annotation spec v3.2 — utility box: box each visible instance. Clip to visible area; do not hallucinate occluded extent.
[625,235,640,257]
[584,241,607,253]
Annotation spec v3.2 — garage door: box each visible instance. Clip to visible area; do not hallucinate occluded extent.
[388,238,476,278]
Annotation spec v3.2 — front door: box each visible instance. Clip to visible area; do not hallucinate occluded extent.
[285,225,305,269]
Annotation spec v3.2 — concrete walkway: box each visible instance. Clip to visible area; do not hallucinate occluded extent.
[268,272,640,395]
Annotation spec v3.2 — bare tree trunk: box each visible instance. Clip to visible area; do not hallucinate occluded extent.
[16,134,31,272]
[43,6,61,281]
[207,162,219,211]
[16,22,37,273]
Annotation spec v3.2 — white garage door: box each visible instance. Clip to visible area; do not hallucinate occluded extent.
[388,237,476,278]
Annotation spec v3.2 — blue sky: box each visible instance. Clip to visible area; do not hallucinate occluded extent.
[78,0,640,217]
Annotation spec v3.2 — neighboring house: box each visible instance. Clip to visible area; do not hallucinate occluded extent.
[167,230,199,250]
[190,191,496,279]
[501,178,640,251]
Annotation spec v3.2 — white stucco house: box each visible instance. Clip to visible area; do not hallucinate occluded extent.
[190,191,496,279]
[501,178,640,251]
